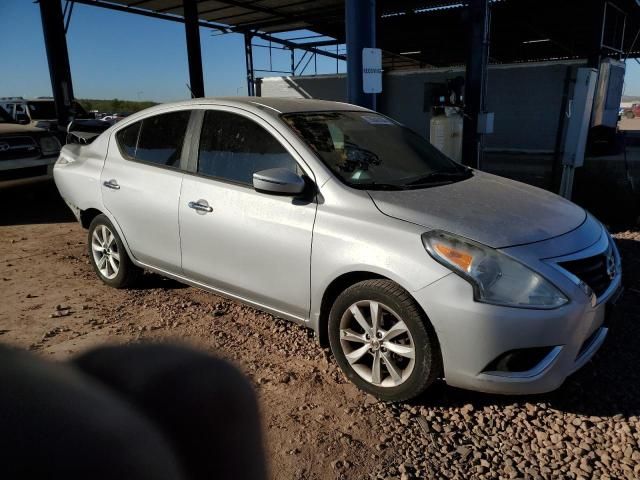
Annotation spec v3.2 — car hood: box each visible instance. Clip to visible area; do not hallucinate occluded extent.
[0,123,46,135]
[367,171,586,248]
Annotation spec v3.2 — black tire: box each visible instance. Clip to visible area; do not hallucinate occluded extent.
[625,111,635,119]
[87,214,140,288]
[328,279,442,402]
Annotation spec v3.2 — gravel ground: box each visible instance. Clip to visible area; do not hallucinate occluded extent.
[1,181,640,479]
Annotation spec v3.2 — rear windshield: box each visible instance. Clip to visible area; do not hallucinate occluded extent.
[281,111,469,190]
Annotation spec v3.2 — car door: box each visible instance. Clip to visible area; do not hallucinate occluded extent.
[101,109,192,273]
[179,107,317,320]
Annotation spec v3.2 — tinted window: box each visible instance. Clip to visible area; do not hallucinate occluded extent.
[136,110,191,167]
[115,121,140,160]
[198,110,298,185]
[27,101,57,120]
[0,106,14,124]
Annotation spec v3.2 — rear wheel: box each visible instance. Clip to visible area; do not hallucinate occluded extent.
[625,111,635,119]
[88,214,140,288]
[328,279,441,402]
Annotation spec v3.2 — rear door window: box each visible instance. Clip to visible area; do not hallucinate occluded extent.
[197,110,299,185]
[136,110,191,168]
[115,122,140,160]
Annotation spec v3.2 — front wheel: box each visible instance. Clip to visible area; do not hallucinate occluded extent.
[328,279,442,402]
[88,214,140,288]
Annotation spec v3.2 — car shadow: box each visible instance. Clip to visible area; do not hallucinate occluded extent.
[128,272,189,291]
[0,181,75,226]
[411,236,640,418]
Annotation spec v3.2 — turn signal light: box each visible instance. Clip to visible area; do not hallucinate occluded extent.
[433,243,473,272]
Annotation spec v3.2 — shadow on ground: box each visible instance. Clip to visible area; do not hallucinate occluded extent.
[0,181,74,226]
[132,272,189,291]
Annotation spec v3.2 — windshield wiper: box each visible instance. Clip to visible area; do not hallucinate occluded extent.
[404,168,473,187]
[354,182,408,191]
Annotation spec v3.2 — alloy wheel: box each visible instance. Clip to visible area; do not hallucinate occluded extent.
[339,300,415,387]
[91,224,120,280]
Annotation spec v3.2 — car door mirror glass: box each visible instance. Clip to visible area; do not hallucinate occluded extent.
[253,168,305,195]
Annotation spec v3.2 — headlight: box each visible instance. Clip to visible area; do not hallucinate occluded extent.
[39,136,61,156]
[423,231,568,309]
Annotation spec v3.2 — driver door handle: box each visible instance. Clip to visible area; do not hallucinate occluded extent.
[188,201,213,213]
[103,179,120,190]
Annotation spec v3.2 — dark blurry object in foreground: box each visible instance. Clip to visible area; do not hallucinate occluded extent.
[0,344,266,480]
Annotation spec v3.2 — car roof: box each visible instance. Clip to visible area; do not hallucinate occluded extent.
[140,97,371,116]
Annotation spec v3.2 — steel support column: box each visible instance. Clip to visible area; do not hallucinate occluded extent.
[462,0,490,169]
[244,33,255,96]
[183,0,205,98]
[38,0,75,131]
[588,0,607,68]
[290,49,295,75]
[345,0,376,110]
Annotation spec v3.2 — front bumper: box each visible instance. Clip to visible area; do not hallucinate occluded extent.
[414,228,622,395]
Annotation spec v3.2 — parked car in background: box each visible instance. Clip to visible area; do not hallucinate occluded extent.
[0,105,61,184]
[54,98,623,401]
[0,97,90,132]
[101,112,131,125]
[622,103,640,119]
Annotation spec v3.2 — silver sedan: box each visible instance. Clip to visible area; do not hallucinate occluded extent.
[54,97,622,401]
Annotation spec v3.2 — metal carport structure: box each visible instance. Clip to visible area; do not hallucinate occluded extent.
[38,0,640,167]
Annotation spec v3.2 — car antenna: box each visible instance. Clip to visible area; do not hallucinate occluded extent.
[186,83,195,99]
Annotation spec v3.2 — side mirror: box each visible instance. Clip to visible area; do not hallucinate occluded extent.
[253,168,306,195]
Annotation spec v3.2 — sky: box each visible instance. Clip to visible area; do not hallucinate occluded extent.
[1,0,640,102]
[0,0,345,102]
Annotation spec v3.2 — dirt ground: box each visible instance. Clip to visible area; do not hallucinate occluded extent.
[2,180,640,479]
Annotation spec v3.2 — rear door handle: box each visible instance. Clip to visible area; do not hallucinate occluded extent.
[188,200,213,213]
[103,179,120,190]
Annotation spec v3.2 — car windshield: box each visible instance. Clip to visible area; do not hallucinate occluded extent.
[281,111,471,190]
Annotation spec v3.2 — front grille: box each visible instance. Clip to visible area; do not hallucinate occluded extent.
[0,136,40,161]
[559,253,612,297]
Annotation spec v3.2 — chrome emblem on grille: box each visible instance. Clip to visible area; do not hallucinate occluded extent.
[0,143,10,152]
[606,251,617,280]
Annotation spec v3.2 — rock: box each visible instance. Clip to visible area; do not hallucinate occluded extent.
[364,394,378,406]
[50,307,72,318]
[536,431,549,444]
[456,446,472,461]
